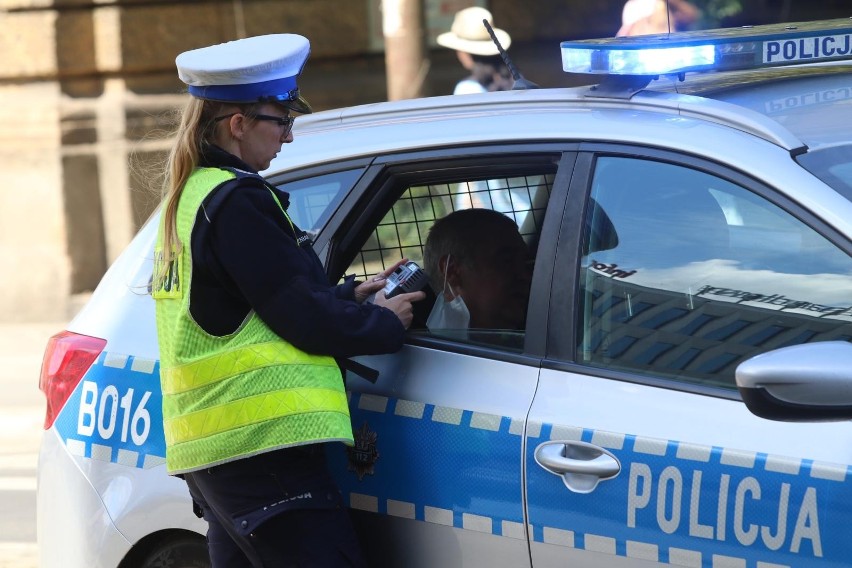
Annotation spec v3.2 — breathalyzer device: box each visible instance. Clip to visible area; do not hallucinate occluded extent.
[382,261,428,298]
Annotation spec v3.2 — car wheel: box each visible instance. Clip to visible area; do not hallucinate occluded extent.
[123,533,210,568]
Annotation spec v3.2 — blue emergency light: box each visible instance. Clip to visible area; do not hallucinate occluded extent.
[561,18,852,77]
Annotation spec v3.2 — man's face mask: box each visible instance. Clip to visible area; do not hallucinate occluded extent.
[426,255,470,331]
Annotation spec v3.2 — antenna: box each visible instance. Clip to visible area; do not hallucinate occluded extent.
[665,0,672,35]
[482,19,539,90]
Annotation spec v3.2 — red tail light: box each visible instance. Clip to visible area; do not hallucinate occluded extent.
[39,331,106,429]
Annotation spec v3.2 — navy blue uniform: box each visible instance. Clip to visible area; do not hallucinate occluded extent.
[182,144,403,567]
[190,145,403,354]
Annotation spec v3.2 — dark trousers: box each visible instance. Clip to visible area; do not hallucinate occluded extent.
[183,444,366,568]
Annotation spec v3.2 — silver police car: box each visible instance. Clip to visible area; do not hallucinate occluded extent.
[38,19,852,568]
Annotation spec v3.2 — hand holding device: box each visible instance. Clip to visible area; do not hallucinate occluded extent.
[382,261,429,298]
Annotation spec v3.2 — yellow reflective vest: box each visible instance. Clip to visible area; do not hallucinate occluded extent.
[153,167,353,475]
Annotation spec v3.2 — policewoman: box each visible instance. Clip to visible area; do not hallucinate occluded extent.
[152,34,424,567]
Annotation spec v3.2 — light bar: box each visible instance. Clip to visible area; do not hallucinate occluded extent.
[562,18,852,76]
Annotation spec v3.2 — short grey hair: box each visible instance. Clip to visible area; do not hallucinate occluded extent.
[423,208,518,293]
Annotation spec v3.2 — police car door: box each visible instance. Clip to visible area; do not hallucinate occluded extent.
[319,149,566,568]
[526,149,852,568]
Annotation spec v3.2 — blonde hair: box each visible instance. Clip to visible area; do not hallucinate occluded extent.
[154,97,262,290]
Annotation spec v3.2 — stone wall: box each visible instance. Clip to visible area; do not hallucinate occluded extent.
[0,82,69,321]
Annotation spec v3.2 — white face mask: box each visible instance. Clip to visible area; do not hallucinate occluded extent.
[426,255,470,331]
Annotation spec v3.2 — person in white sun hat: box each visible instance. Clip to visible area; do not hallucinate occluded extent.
[152,33,423,567]
[437,6,514,94]
[616,0,700,37]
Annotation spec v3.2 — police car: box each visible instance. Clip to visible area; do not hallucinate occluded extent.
[38,19,852,568]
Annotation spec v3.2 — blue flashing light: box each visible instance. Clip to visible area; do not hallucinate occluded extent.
[563,45,716,75]
[561,19,852,77]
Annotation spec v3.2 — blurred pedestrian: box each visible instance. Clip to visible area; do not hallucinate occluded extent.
[437,6,514,94]
[617,0,700,36]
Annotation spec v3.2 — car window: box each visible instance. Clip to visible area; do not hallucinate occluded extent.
[276,168,364,234]
[577,156,852,389]
[346,171,554,351]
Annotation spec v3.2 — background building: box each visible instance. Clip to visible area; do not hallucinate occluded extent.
[0,0,848,321]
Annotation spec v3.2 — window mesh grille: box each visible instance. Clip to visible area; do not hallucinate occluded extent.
[346,174,553,280]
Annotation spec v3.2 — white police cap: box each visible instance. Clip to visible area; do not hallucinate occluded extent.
[176,34,313,113]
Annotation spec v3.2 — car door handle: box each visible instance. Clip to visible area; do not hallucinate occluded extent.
[534,440,621,494]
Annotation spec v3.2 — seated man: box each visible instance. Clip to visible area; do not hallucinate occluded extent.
[422,208,532,334]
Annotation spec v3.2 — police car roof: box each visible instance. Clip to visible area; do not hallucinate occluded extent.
[266,77,804,174]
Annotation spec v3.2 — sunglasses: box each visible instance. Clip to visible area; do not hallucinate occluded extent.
[214,113,296,134]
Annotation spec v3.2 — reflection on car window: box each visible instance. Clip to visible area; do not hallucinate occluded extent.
[579,156,852,389]
[277,168,365,233]
[347,171,554,352]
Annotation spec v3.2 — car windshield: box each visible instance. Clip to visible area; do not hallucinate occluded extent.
[675,66,852,198]
[796,143,852,200]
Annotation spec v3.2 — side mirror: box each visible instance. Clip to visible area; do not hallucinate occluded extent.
[735,341,852,422]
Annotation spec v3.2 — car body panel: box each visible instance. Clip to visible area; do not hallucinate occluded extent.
[326,346,540,567]
[67,216,159,360]
[37,431,131,568]
[527,370,852,567]
[41,339,207,548]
